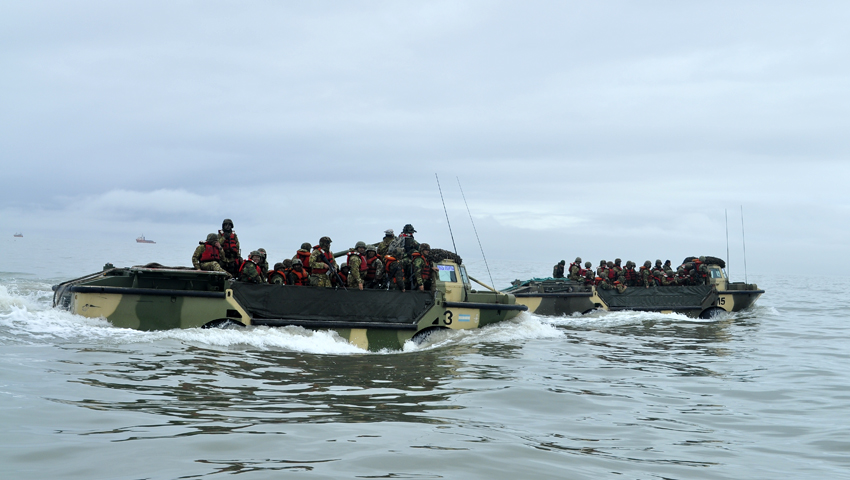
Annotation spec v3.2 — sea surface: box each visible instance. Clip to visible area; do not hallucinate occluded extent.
[2,237,848,479]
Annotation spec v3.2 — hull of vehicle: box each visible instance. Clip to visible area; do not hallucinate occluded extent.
[54,262,526,351]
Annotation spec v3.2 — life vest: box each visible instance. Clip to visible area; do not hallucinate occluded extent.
[289,267,309,286]
[198,243,221,263]
[568,262,580,277]
[364,255,381,280]
[594,276,603,285]
[608,268,616,280]
[311,246,332,274]
[268,269,288,284]
[346,251,368,273]
[412,252,431,280]
[218,231,240,258]
[295,250,312,273]
[238,259,261,278]
[624,268,637,282]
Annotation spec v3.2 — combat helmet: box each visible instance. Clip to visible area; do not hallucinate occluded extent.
[300,242,311,250]
[584,261,591,268]
[559,260,566,265]
[282,259,293,268]
[319,236,332,246]
[355,241,367,249]
[575,257,582,263]
[206,233,218,243]
[384,229,394,236]
[366,245,377,253]
[292,258,303,266]
[249,250,261,258]
[614,258,621,265]
[419,243,431,253]
[258,248,267,258]
[644,261,652,268]
[222,218,234,229]
[655,259,662,267]
[402,224,416,234]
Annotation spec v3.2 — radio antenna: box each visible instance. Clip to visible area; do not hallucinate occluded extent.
[457,177,495,291]
[740,205,748,284]
[725,209,730,280]
[435,174,458,255]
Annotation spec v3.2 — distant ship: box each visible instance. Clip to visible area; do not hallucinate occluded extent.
[136,235,156,244]
[14,232,23,238]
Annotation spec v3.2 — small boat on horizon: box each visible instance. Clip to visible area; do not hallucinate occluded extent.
[136,235,156,244]
[13,232,23,238]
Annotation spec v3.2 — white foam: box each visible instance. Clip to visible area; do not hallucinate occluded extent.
[402,313,564,351]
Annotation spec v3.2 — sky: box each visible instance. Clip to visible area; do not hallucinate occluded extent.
[2,1,849,278]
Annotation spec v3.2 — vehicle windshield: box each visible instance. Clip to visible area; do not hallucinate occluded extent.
[437,265,457,282]
[710,268,724,279]
[459,265,470,287]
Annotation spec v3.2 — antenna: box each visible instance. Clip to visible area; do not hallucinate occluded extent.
[457,177,495,291]
[740,205,748,284]
[435,174,458,255]
[725,209,730,280]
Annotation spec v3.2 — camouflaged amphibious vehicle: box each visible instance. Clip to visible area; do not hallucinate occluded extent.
[53,261,526,351]
[504,263,763,319]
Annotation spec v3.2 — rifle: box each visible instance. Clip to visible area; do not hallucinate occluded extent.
[318,249,347,290]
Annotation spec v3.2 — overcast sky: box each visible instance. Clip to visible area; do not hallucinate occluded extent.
[2,1,848,277]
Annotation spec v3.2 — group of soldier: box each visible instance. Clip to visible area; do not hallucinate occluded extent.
[552,256,713,293]
[192,219,436,292]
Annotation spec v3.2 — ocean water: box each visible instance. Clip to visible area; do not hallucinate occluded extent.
[2,237,849,479]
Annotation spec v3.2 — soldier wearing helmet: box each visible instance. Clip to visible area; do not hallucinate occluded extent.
[640,261,653,288]
[400,224,419,260]
[596,260,609,280]
[652,259,664,275]
[287,258,309,286]
[623,261,638,287]
[217,219,242,276]
[292,242,312,274]
[568,257,582,281]
[611,258,624,283]
[238,251,265,284]
[377,229,395,256]
[553,260,566,279]
[268,259,292,285]
[346,241,368,290]
[384,247,405,291]
[256,248,269,278]
[411,243,434,291]
[363,244,385,289]
[309,236,338,287]
[192,233,230,276]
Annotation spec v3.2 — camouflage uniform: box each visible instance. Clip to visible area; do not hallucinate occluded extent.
[376,229,395,256]
[238,253,264,284]
[309,238,338,288]
[640,261,654,288]
[553,260,566,279]
[400,224,419,260]
[411,244,434,291]
[663,260,674,274]
[217,225,241,276]
[191,234,229,275]
[568,257,582,281]
[385,248,406,291]
[363,247,385,289]
[346,241,367,289]
[257,248,269,279]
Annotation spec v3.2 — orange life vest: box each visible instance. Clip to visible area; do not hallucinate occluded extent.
[218,231,240,258]
[346,251,368,273]
[411,252,431,280]
[311,246,332,274]
[289,268,309,286]
[198,243,221,263]
[268,269,288,284]
[364,255,381,280]
[295,250,312,273]
[238,259,262,279]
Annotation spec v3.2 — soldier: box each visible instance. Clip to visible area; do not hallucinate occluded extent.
[292,242,312,274]
[596,260,608,280]
[663,259,674,274]
[400,224,419,260]
[582,270,595,287]
[568,257,582,281]
[287,258,310,286]
[652,259,664,275]
[553,260,566,278]
[346,241,368,290]
[659,270,678,286]
[268,259,292,284]
[238,251,265,284]
[257,248,269,279]
[363,245,385,289]
[309,236,338,287]
[192,233,230,275]
[612,258,624,283]
[640,261,654,288]
[376,229,395,256]
[411,243,434,291]
[384,247,405,291]
[334,265,350,288]
[606,261,616,282]
[583,261,592,276]
[218,218,242,276]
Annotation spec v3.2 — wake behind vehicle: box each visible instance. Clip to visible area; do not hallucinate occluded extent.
[503,258,763,318]
[53,260,526,351]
